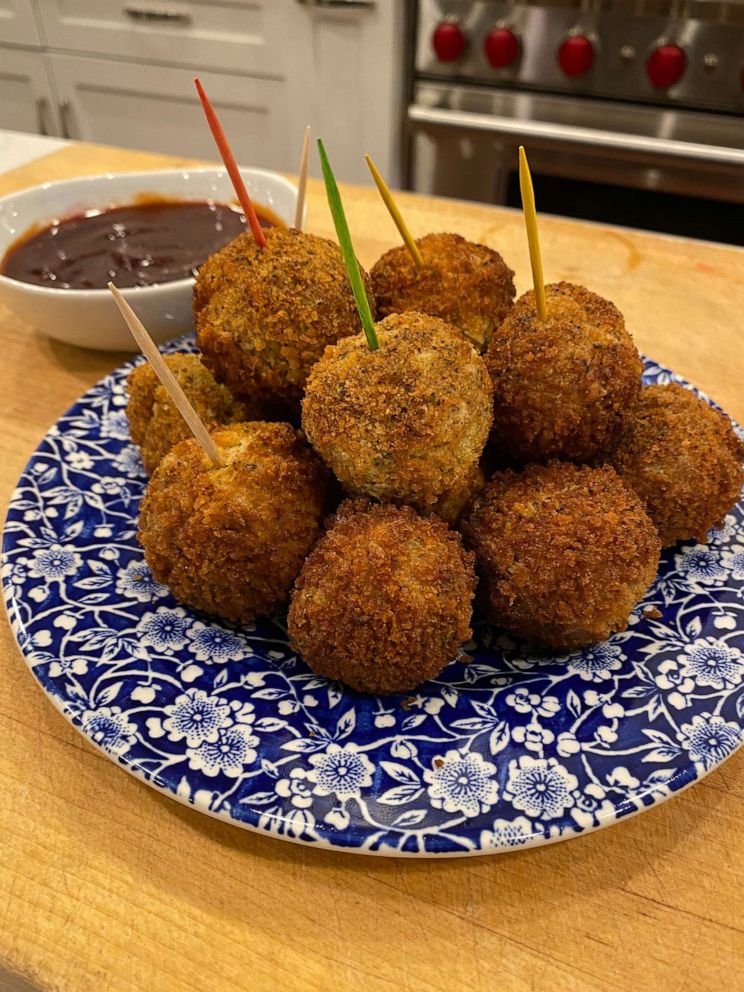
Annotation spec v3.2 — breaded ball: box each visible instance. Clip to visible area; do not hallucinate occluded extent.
[139,422,326,623]
[339,461,485,526]
[288,500,476,694]
[430,461,486,526]
[462,461,660,651]
[302,312,493,508]
[195,228,374,407]
[371,232,515,352]
[485,282,642,463]
[610,383,744,546]
[127,354,261,474]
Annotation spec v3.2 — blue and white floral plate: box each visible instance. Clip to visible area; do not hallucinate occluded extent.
[3,336,744,857]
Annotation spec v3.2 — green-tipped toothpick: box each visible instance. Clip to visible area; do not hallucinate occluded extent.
[317,139,378,351]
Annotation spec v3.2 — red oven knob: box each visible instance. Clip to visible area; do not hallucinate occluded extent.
[484,27,520,68]
[432,21,466,62]
[646,44,686,88]
[558,35,595,77]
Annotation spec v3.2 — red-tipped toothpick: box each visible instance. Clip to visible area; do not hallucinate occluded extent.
[294,125,311,231]
[109,283,223,468]
[194,77,266,248]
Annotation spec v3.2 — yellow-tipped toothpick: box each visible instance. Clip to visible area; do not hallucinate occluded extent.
[365,154,424,270]
[518,146,547,322]
[294,125,311,231]
[108,283,223,468]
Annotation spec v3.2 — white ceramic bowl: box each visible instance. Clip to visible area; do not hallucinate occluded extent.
[0,167,299,351]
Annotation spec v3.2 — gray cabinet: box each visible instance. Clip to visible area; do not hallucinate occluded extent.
[36,0,291,78]
[48,53,292,168]
[0,47,60,135]
[0,0,40,46]
[0,0,403,182]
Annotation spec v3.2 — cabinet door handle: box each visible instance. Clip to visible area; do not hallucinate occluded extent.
[124,5,191,23]
[59,99,72,140]
[36,96,50,136]
[296,0,374,8]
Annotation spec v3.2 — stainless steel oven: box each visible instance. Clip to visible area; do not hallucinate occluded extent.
[406,1,744,243]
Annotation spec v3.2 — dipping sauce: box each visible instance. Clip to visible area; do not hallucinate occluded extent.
[1,197,282,290]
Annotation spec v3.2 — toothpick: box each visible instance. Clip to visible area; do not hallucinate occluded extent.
[294,125,311,231]
[518,146,547,322]
[109,283,223,468]
[317,139,378,351]
[194,78,267,249]
[365,154,424,270]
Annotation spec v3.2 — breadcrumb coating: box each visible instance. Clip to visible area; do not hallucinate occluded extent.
[195,228,375,407]
[610,383,744,546]
[288,500,476,694]
[462,461,660,650]
[429,460,486,526]
[139,422,327,623]
[302,312,493,507]
[371,232,516,352]
[485,282,642,463]
[127,354,261,474]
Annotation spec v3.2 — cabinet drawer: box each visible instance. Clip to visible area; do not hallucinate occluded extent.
[48,53,293,170]
[37,0,290,77]
[0,0,41,46]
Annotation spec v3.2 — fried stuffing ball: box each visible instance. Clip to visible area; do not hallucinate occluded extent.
[462,461,660,650]
[302,312,493,508]
[194,228,374,407]
[139,422,326,623]
[429,460,486,527]
[287,500,476,694]
[127,354,261,474]
[485,282,642,463]
[338,461,484,526]
[610,383,744,546]
[371,232,515,352]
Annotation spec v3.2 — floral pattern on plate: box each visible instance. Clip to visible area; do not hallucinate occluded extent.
[3,338,744,856]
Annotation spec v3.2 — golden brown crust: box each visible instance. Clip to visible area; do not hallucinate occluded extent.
[138,422,327,623]
[462,461,660,650]
[610,383,744,546]
[194,228,375,406]
[371,233,516,352]
[127,355,262,474]
[301,312,493,507]
[485,282,642,463]
[287,499,476,694]
[428,460,486,526]
[339,461,486,524]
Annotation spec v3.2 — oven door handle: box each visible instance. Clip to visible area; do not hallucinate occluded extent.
[408,104,744,170]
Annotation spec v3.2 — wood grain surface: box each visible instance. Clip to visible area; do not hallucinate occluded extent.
[1,143,743,992]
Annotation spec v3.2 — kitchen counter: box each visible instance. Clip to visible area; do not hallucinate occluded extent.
[0,139,743,992]
[0,130,68,175]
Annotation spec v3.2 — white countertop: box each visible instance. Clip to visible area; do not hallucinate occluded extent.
[0,130,68,175]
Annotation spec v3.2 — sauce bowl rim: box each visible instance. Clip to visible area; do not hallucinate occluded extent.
[0,166,300,299]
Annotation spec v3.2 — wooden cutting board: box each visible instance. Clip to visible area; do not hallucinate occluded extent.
[0,142,743,992]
